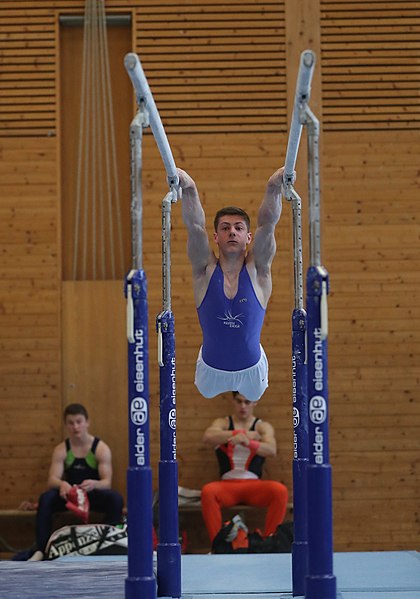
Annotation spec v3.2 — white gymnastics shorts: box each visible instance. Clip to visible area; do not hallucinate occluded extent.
[194,345,269,402]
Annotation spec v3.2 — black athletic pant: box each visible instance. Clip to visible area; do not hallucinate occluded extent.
[35,488,124,552]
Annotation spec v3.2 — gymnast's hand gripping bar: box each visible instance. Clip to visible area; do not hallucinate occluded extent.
[124,52,179,191]
[284,50,316,190]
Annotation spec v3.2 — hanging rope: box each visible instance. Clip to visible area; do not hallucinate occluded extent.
[72,0,125,280]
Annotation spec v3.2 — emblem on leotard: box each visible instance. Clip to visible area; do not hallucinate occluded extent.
[217,310,244,328]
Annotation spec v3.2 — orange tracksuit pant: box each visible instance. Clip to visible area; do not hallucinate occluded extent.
[201,478,288,542]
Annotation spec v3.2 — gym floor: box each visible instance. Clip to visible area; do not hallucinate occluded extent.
[0,550,419,598]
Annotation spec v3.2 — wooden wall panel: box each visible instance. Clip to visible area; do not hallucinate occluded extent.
[135,0,287,133]
[59,21,133,281]
[0,8,57,136]
[0,0,419,554]
[320,0,420,130]
[61,281,129,500]
[323,130,420,550]
[0,137,62,506]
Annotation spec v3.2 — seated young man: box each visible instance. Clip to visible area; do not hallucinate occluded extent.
[29,403,123,561]
[200,391,288,545]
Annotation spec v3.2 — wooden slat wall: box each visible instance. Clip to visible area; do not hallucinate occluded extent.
[319,1,420,548]
[0,136,62,499]
[0,0,419,553]
[0,7,57,136]
[323,129,420,549]
[135,0,287,133]
[321,0,420,130]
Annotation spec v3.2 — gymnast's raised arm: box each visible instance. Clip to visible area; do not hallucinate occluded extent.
[251,167,284,273]
[178,168,215,280]
[245,167,284,308]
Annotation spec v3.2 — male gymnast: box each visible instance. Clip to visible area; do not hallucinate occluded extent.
[177,166,285,401]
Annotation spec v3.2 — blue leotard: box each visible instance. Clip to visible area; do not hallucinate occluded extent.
[197,263,265,371]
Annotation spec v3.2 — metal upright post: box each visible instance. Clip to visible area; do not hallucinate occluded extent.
[285,48,336,599]
[156,187,181,598]
[125,103,156,599]
[303,96,337,599]
[290,189,309,598]
[284,49,315,597]
[125,51,181,598]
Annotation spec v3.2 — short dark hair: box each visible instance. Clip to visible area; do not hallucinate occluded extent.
[214,207,251,232]
[231,391,253,404]
[63,403,89,421]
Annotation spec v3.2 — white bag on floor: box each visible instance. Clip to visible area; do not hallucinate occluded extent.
[45,524,128,560]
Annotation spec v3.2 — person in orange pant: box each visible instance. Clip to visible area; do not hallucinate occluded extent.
[201,391,288,545]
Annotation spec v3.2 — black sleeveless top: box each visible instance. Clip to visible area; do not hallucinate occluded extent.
[64,437,100,486]
[215,416,265,479]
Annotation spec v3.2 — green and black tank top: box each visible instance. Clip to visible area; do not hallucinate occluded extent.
[64,437,100,486]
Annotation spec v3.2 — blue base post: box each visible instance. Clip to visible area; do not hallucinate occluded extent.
[305,464,336,599]
[305,266,336,599]
[158,462,181,597]
[306,575,337,599]
[126,466,156,599]
[157,310,181,598]
[125,270,156,599]
[292,459,308,597]
[291,308,308,597]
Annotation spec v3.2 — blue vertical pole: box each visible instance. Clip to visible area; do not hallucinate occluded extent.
[284,49,337,597]
[302,89,336,597]
[156,310,181,597]
[291,308,308,597]
[125,270,156,599]
[284,49,314,591]
[124,52,181,599]
[286,188,309,597]
[305,266,336,599]
[156,192,181,598]
[124,100,156,599]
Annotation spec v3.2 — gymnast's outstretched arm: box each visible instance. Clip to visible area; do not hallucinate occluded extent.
[251,167,284,266]
[177,168,214,279]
